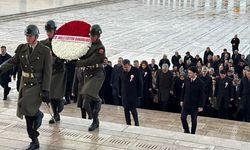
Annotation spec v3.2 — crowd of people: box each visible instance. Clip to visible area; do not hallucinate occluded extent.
[99,35,250,123]
[1,16,249,149]
[1,35,250,124]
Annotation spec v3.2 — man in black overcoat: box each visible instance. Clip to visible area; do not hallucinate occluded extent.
[231,35,240,53]
[155,64,174,111]
[214,70,234,119]
[199,66,213,116]
[0,46,12,100]
[180,66,205,134]
[159,54,170,68]
[118,59,143,126]
[110,57,123,105]
[171,52,181,67]
[239,68,250,122]
[99,57,113,104]
[203,47,213,65]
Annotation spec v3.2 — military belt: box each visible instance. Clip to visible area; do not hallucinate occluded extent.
[86,64,102,69]
[22,71,42,80]
[22,71,35,78]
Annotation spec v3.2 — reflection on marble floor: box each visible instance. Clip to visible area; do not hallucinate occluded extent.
[0,107,250,150]
[1,81,250,148]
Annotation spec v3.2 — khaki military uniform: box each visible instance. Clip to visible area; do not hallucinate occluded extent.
[0,42,52,119]
[40,38,66,99]
[76,39,105,101]
[72,67,85,107]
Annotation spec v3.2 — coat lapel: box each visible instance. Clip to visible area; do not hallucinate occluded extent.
[19,44,30,65]
[29,42,42,62]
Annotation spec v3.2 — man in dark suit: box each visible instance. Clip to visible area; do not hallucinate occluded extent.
[171,51,181,67]
[199,66,213,116]
[239,68,250,122]
[110,57,123,105]
[232,50,241,67]
[203,47,214,65]
[180,66,205,134]
[221,48,231,62]
[119,59,143,126]
[159,54,170,69]
[214,70,234,119]
[184,51,194,65]
[149,59,159,72]
[99,57,113,104]
[155,64,174,111]
[231,34,240,53]
[0,46,12,100]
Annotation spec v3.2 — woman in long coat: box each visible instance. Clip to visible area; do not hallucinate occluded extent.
[139,60,152,109]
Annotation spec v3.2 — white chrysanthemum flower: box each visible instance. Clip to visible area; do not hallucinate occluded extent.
[52,35,91,60]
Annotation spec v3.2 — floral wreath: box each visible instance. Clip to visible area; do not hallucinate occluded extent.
[52,20,91,60]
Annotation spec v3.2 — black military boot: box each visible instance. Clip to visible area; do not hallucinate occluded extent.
[34,111,44,130]
[26,138,39,150]
[88,100,101,131]
[81,108,87,119]
[84,102,93,120]
[57,100,64,113]
[6,87,11,95]
[88,120,99,131]
[49,117,56,124]
[3,87,11,100]
[3,95,7,100]
[49,100,60,124]
[49,114,60,124]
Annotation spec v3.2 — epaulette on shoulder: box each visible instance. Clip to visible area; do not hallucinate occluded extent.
[44,45,50,50]
[15,44,25,53]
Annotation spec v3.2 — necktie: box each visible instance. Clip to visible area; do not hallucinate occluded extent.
[29,46,33,55]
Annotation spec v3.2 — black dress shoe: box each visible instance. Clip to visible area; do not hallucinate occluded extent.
[26,139,39,150]
[88,123,99,131]
[26,142,39,150]
[49,115,60,124]
[3,96,7,100]
[34,111,44,130]
[49,118,56,124]
[64,101,70,105]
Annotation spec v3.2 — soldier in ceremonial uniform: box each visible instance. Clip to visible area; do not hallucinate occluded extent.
[0,25,52,150]
[72,66,93,119]
[40,20,66,124]
[75,24,105,131]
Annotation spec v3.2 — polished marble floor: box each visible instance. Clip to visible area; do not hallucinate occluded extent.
[0,0,100,16]
[0,0,249,65]
[0,106,250,150]
[0,81,250,149]
[0,0,250,149]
